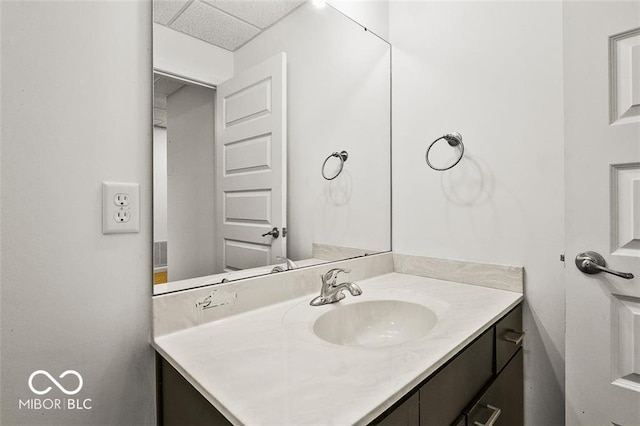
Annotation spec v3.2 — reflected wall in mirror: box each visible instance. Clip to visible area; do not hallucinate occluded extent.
[152,0,391,295]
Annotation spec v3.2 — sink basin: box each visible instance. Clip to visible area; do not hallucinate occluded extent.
[312,300,438,348]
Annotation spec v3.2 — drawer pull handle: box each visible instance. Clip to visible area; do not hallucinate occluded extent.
[474,404,502,426]
[504,329,525,345]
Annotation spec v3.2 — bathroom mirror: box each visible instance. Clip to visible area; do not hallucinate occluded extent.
[152,0,391,294]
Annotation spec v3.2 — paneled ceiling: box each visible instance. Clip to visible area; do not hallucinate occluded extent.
[154,0,305,51]
[153,74,186,127]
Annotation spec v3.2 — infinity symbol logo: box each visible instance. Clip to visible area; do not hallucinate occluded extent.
[28,370,83,395]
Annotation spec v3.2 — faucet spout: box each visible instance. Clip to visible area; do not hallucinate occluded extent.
[279,256,298,270]
[336,282,362,296]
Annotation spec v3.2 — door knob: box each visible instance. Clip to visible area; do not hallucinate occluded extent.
[575,251,634,279]
[261,227,280,239]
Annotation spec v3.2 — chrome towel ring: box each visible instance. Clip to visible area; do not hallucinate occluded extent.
[426,132,464,171]
[322,151,348,180]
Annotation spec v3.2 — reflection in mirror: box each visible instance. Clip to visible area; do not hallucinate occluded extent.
[153,0,391,294]
[425,133,465,171]
[153,74,216,286]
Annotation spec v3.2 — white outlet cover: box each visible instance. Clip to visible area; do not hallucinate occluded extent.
[102,182,140,234]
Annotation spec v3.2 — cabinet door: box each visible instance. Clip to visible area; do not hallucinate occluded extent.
[160,357,232,426]
[420,330,494,426]
[466,348,523,426]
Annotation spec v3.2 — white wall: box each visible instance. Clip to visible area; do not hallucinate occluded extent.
[390,2,565,425]
[153,126,168,242]
[235,2,391,260]
[0,1,155,424]
[167,84,216,281]
[153,23,233,86]
[0,2,568,424]
[0,0,3,407]
[330,0,390,40]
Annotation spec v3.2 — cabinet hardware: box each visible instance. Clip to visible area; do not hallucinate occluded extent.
[474,404,502,426]
[504,330,525,346]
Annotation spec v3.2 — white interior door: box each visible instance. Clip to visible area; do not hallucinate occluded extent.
[565,3,640,424]
[215,52,287,272]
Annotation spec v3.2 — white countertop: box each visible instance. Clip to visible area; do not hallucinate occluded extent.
[153,272,523,425]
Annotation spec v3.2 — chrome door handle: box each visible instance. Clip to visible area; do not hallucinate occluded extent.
[575,251,634,279]
[261,227,280,239]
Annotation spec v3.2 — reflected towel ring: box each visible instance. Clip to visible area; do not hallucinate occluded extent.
[322,151,349,180]
[425,132,464,171]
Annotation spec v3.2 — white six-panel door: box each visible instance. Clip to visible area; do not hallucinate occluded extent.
[215,53,287,272]
[564,2,640,424]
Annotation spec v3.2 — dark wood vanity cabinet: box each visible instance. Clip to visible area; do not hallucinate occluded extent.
[158,357,232,426]
[374,303,523,426]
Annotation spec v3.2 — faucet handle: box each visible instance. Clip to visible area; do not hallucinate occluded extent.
[321,267,351,284]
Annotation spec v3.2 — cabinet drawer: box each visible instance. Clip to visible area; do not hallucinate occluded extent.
[420,329,494,426]
[495,305,523,373]
[466,348,523,426]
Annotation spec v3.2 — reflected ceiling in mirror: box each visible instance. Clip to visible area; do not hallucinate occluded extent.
[153,0,391,295]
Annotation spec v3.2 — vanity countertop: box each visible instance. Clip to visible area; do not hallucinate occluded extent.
[152,272,523,425]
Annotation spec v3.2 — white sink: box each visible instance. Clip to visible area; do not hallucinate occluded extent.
[312,300,438,348]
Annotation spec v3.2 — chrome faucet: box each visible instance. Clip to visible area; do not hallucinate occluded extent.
[310,268,362,306]
[271,256,299,273]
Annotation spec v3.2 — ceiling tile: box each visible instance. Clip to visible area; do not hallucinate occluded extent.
[154,76,185,95]
[203,0,303,29]
[153,0,191,25]
[153,93,168,109]
[153,107,167,125]
[170,1,260,51]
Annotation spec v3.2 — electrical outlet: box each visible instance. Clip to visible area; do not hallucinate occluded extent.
[102,182,139,234]
[114,193,130,206]
[114,209,131,223]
